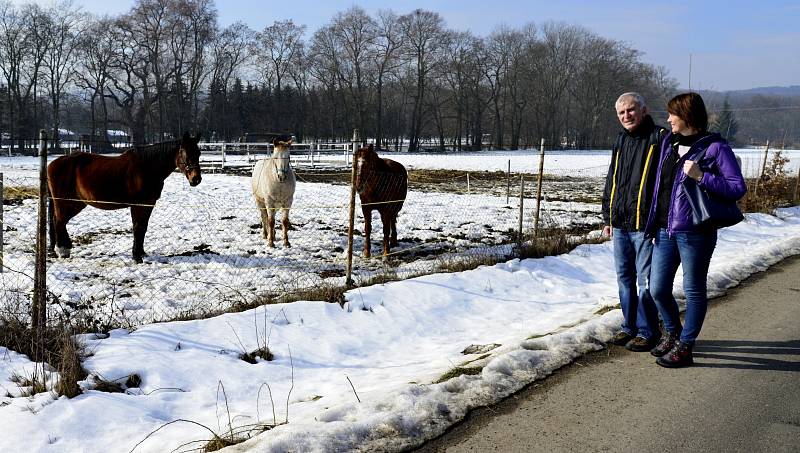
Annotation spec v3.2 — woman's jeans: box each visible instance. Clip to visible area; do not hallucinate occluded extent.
[650,228,718,345]
[612,229,660,339]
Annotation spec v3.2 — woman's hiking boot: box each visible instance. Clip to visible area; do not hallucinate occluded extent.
[656,341,694,368]
[650,333,680,357]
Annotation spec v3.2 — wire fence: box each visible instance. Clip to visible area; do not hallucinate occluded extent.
[1,141,799,332]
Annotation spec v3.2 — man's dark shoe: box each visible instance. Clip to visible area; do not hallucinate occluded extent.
[610,331,633,346]
[656,341,694,368]
[650,333,679,357]
[625,335,660,352]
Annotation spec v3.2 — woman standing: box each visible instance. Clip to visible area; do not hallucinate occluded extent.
[645,92,747,368]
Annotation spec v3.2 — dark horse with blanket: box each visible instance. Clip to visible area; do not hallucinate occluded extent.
[47,132,202,263]
[354,144,408,257]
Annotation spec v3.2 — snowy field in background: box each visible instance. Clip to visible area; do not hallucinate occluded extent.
[1,207,799,452]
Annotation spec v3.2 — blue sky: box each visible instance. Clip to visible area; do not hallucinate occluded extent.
[17,0,800,91]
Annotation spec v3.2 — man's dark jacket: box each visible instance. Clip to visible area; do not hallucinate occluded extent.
[601,115,666,231]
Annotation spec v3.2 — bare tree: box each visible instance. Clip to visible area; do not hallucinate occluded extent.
[206,20,253,140]
[372,9,403,148]
[253,19,305,93]
[399,9,446,151]
[0,1,51,150]
[75,16,116,150]
[42,0,85,151]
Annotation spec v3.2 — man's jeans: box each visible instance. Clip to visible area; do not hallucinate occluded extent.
[612,228,660,339]
[650,228,718,345]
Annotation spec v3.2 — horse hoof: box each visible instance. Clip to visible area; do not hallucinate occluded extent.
[55,246,71,258]
[284,243,291,248]
[133,257,143,264]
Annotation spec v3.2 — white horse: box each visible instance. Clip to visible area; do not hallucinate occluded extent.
[251,140,296,247]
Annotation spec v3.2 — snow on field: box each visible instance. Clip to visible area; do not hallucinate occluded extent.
[1,150,800,452]
[1,155,599,324]
[0,206,798,452]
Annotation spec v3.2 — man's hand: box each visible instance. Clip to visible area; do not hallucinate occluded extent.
[602,225,612,238]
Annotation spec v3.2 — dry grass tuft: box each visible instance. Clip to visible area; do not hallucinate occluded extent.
[2,185,38,205]
[240,347,274,364]
[434,366,483,384]
[0,316,88,398]
[740,150,796,213]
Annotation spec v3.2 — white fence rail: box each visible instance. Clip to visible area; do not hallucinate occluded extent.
[199,141,359,170]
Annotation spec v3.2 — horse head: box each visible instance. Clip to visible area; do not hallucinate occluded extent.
[354,144,377,193]
[271,139,293,182]
[177,131,202,186]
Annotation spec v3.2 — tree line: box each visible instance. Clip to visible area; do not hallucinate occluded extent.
[1,0,793,152]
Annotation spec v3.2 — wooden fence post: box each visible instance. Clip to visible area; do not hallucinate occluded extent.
[533,138,546,238]
[794,165,800,203]
[345,130,360,287]
[753,140,770,199]
[0,172,3,273]
[32,130,48,329]
[518,174,524,247]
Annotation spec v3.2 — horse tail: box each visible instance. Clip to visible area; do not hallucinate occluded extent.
[47,183,55,251]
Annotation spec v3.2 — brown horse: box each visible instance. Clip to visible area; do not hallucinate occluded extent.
[354,144,408,257]
[47,132,202,263]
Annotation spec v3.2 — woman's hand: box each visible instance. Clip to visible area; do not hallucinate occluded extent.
[683,160,704,182]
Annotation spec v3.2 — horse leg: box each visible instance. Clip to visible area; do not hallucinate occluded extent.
[130,205,154,263]
[379,209,392,256]
[390,211,399,248]
[267,207,276,248]
[256,198,269,240]
[362,207,372,258]
[52,200,86,258]
[282,208,291,247]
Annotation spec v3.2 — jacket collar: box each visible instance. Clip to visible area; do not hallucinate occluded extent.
[623,115,656,138]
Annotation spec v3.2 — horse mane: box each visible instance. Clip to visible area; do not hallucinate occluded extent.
[127,139,181,167]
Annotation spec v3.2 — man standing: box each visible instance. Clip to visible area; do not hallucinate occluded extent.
[602,92,665,351]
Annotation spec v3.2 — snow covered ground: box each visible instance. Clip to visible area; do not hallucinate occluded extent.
[1,154,600,325]
[1,206,799,452]
[1,150,800,452]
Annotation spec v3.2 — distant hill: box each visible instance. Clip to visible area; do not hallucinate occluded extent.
[697,85,800,97]
[728,86,800,96]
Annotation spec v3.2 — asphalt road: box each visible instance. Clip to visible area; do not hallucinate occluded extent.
[414,255,800,453]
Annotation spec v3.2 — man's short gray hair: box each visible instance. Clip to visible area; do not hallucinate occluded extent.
[615,92,646,110]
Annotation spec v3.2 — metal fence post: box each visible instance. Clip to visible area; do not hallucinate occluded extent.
[533,138,546,237]
[32,130,48,329]
[506,159,511,205]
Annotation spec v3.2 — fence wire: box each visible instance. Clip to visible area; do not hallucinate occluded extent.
[1,146,798,331]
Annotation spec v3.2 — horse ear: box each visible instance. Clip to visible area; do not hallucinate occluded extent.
[182,131,190,141]
[368,144,374,152]
[287,139,293,146]
[193,132,202,144]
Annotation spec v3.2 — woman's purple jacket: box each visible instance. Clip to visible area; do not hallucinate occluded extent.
[644,131,747,236]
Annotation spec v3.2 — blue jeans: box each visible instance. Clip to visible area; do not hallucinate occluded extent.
[612,229,660,339]
[650,228,717,345]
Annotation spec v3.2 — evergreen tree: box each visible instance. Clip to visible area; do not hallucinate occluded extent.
[713,96,739,145]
